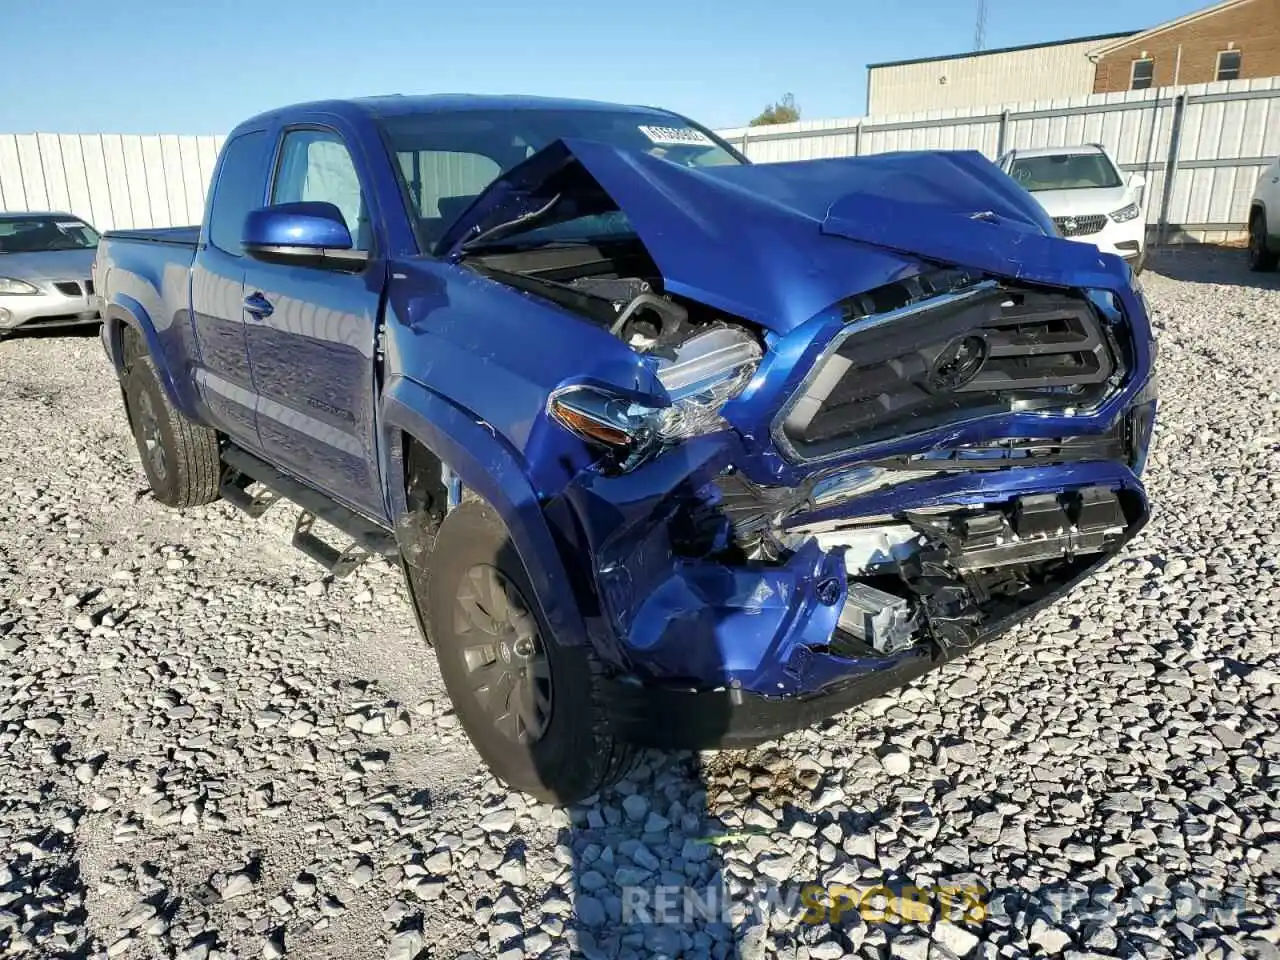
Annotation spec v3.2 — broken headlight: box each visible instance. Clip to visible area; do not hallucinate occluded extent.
[549,327,762,465]
[650,328,762,441]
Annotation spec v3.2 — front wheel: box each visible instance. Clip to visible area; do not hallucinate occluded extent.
[408,500,637,804]
[1249,210,1278,272]
[123,357,221,508]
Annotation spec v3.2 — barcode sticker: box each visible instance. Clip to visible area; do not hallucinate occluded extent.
[638,125,714,147]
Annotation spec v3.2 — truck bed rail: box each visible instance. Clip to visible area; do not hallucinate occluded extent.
[102,226,200,247]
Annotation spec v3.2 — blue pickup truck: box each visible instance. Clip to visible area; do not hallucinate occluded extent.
[96,95,1157,803]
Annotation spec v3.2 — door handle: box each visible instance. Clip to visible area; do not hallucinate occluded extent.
[243,291,274,320]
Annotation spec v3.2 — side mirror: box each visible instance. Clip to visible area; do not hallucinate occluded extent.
[242,202,367,269]
[1129,172,1146,189]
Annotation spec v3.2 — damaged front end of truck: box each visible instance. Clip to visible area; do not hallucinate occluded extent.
[437,137,1158,749]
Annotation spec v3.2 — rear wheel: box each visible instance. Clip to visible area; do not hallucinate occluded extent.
[123,357,221,508]
[408,500,637,804]
[1249,210,1278,272]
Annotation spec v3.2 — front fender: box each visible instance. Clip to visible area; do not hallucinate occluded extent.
[104,297,200,420]
[380,374,590,649]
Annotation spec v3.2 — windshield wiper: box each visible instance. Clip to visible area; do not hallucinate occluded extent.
[459,237,601,255]
[460,193,564,253]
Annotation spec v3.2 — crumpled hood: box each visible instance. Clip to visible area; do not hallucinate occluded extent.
[438,140,1123,333]
[0,248,96,283]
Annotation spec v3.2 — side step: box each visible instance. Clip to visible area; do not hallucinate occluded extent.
[220,446,399,578]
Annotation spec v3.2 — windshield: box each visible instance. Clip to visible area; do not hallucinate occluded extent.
[1008,153,1123,191]
[376,108,745,249]
[0,216,100,253]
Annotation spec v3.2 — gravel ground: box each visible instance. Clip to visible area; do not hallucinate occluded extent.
[1,249,1279,960]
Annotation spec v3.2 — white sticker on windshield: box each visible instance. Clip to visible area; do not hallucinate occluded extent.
[55,221,83,230]
[638,125,714,147]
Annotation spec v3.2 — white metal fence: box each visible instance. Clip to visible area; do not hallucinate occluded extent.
[1,76,1276,243]
[0,133,224,233]
[717,77,1280,244]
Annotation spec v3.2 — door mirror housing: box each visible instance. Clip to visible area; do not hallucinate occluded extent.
[242,202,368,269]
[1129,172,1147,190]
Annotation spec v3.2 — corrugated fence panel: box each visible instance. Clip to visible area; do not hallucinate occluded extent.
[139,137,170,228]
[0,135,26,209]
[0,133,220,232]
[160,135,189,226]
[78,135,115,232]
[58,135,92,225]
[37,134,69,213]
[120,136,153,228]
[178,136,205,226]
[101,135,134,231]
[15,136,48,210]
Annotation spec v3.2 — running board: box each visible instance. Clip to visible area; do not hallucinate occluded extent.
[220,446,399,578]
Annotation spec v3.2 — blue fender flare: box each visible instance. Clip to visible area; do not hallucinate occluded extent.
[380,374,590,649]
[102,296,197,419]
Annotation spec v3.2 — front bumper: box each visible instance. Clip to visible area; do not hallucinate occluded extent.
[602,536,1124,748]
[1062,215,1146,264]
[589,471,1148,749]
[0,281,99,333]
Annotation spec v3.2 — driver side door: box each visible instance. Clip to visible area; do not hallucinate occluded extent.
[240,126,387,520]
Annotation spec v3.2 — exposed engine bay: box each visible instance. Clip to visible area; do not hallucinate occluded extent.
[463,237,760,360]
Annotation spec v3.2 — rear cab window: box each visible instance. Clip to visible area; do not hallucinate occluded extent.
[207,130,270,256]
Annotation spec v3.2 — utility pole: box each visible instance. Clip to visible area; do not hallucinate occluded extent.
[974,0,988,51]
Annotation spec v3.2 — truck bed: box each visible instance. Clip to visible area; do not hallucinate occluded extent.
[102,226,200,246]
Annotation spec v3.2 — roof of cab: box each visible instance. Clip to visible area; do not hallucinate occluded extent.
[235,94,681,130]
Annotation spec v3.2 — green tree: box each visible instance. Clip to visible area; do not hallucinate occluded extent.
[749,93,800,127]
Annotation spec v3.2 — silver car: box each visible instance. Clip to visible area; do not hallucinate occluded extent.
[0,212,102,335]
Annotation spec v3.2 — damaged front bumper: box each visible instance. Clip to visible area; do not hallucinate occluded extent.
[552,421,1151,749]
[600,533,1133,749]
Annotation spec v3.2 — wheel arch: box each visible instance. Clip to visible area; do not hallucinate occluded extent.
[103,298,196,418]
[380,375,591,650]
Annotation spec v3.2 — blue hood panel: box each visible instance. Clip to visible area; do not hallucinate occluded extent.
[440,141,1123,333]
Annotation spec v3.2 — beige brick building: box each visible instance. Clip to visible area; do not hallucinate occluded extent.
[1090,0,1280,92]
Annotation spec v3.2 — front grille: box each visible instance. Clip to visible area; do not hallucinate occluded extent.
[53,281,82,297]
[777,283,1122,462]
[1053,214,1107,238]
[872,421,1129,472]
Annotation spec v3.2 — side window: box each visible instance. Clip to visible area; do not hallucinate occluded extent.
[1130,58,1154,91]
[1216,50,1242,82]
[208,130,268,256]
[272,129,369,250]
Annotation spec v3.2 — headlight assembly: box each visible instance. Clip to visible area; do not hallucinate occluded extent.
[0,278,39,295]
[1109,203,1141,223]
[549,327,762,469]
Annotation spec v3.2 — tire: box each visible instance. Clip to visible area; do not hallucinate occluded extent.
[1249,210,1279,272]
[410,500,637,804]
[123,357,221,508]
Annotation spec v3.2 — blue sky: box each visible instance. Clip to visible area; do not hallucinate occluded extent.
[2,0,1208,133]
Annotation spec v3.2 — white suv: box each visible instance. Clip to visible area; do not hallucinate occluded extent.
[1249,156,1280,272]
[998,145,1147,272]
